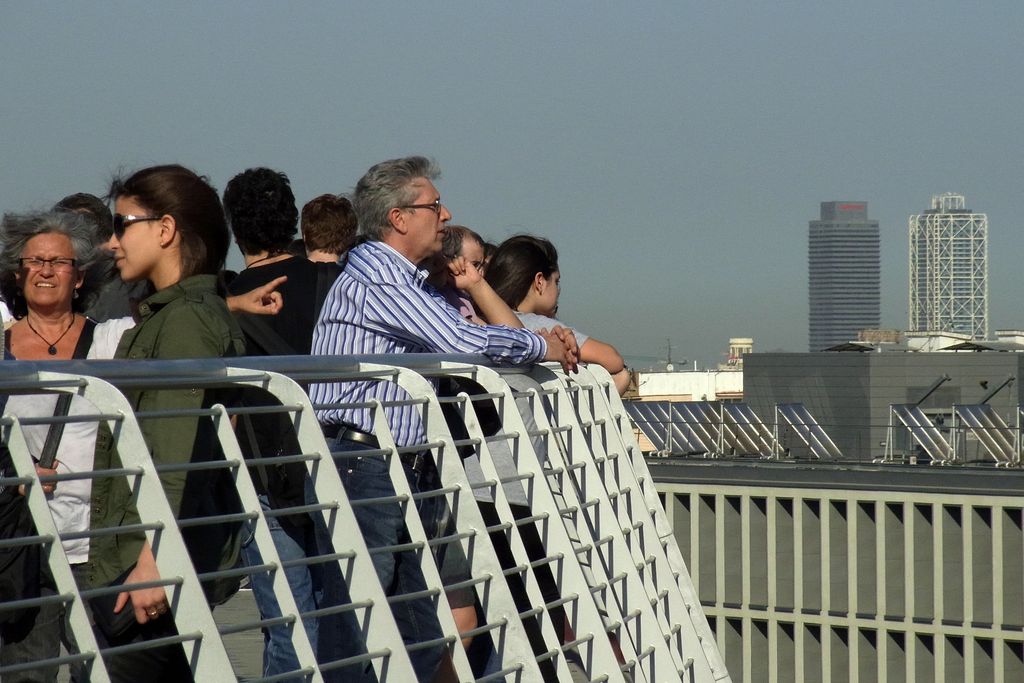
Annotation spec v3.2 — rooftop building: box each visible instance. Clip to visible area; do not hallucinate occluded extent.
[909,192,989,339]
[808,201,880,351]
[717,337,752,370]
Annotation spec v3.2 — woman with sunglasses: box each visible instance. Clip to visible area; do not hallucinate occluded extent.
[84,164,248,682]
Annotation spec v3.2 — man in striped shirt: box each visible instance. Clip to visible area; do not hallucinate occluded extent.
[310,156,576,680]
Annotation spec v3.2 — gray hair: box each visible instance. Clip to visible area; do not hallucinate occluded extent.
[353,156,440,241]
[0,210,103,317]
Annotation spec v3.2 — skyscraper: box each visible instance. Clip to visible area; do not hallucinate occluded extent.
[808,202,880,351]
[908,193,988,339]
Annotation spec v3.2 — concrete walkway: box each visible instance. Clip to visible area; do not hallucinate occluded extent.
[215,589,265,679]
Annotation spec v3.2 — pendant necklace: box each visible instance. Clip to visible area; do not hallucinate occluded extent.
[25,314,76,356]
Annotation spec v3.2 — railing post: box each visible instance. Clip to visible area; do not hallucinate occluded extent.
[558,365,731,681]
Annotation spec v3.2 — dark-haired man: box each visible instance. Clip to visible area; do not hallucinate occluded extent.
[222,168,343,682]
[223,168,340,356]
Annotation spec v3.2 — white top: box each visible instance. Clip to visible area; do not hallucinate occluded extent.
[514,312,590,348]
[5,316,136,562]
[87,316,136,359]
[6,392,100,563]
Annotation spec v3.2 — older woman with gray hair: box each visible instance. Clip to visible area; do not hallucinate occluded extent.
[0,211,102,333]
[0,210,128,682]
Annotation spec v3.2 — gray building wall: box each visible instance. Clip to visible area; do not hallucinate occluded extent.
[745,352,1023,460]
[808,201,880,351]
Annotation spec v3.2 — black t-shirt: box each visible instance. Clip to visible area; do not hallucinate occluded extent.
[226,256,340,355]
[226,257,340,523]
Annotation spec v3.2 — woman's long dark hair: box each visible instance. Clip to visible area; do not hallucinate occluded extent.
[483,234,559,309]
[109,164,229,279]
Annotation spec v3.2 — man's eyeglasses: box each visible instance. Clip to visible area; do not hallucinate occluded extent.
[397,198,442,215]
[112,214,161,239]
[20,257,77,272]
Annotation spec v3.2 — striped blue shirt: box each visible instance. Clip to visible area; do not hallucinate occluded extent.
[310,240,546,446]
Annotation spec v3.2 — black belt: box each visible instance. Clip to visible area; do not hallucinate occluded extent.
[322,422,379,448]
[321,423,428,472]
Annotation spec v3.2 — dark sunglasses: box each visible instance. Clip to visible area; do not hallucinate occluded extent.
[112,214,161,239]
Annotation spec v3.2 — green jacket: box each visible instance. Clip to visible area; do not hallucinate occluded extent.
[86,275,246,589]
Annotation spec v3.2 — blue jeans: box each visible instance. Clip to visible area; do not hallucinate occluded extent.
[242,489,361,683]
[241,494,320,683]
[334,437,445,682]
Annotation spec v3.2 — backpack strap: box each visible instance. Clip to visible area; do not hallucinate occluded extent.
[313,262,341,314]
[71,317,97,359]
[38,394,71,470]
[236,314,298,356]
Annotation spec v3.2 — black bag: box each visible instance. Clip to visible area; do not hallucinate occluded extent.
[165,319,249,607]
[235,390,309,530]
[0,390,73,629]
[86,565,139,641]
[0,453,42,628]
[179,387,247,607]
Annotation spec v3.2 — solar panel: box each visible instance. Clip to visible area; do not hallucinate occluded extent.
[625,401,708,455]
[625,401,670,452]
[721,403,777,457]
[890,404,952,463]
[954,404,1017,464]
[776,403,843,459]
[672,402,721,454]
[627,400,783,458]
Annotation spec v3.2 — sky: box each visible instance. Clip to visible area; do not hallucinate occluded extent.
[2,2,1022,368]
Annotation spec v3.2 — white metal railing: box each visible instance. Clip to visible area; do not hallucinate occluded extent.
[652,462,1024,683]
[556,366,727,680]
[0,356,727,682]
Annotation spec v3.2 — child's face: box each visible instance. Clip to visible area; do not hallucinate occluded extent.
[461,238,485,274]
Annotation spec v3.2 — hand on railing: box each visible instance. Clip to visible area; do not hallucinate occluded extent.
[539,325,579,374]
